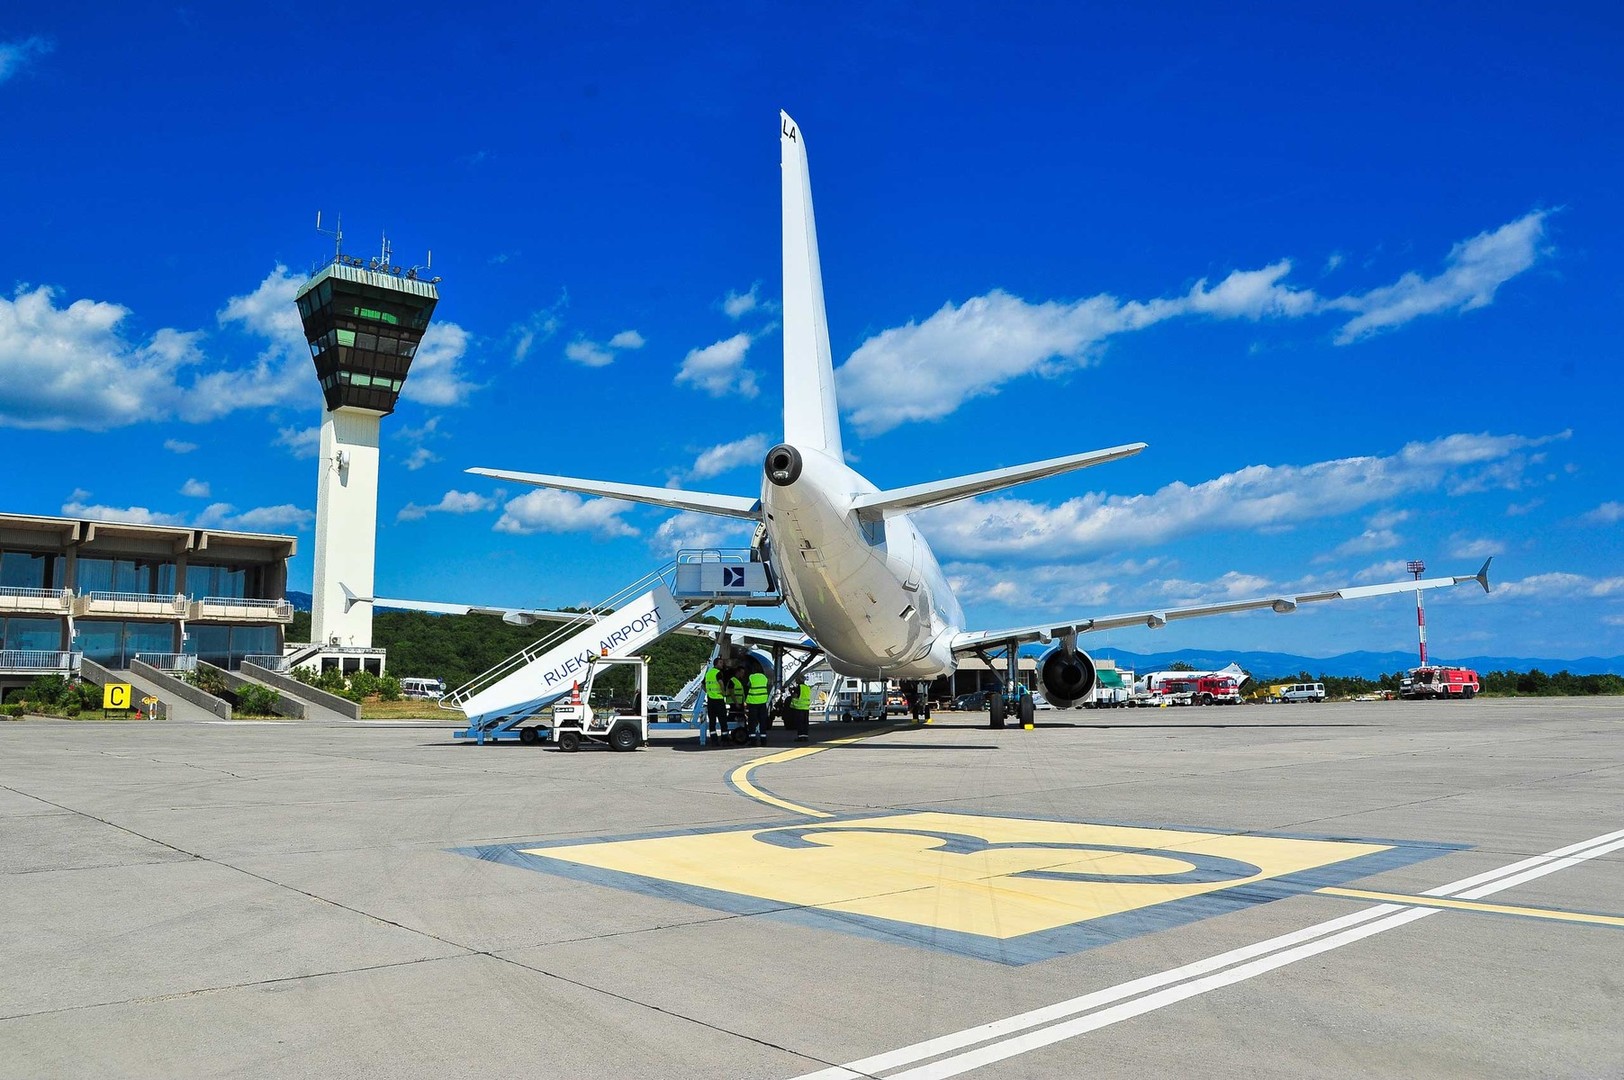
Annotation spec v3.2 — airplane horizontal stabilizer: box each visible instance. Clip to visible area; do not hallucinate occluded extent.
[950,560,1491,652]
[469,467,761,519]
[850,443,1147,516]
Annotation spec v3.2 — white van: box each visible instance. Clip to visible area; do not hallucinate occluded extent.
[400,677,445,701]
[1279,682,1326,703]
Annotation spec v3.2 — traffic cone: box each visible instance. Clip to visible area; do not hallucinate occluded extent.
[570,682,581,707]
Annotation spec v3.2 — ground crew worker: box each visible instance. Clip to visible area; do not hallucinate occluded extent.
[746,667,771,745]
[725,667,746,735]
[703,661,727,743]
[790,677,813,741]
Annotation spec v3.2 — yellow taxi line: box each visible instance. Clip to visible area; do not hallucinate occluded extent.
[727,722,918,818]
[1317,886,1624,928]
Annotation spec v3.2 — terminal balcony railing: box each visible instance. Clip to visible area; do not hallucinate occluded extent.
[77,591,189,617]
[133,652,198,673]
[0,650,81,674]
[0,586,74,614]
[243,653,292,672]
[189,596,295,622]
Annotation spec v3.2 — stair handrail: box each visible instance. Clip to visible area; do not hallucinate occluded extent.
[441,560,681,711]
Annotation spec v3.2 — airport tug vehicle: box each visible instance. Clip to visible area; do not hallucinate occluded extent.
[517,654,650,752]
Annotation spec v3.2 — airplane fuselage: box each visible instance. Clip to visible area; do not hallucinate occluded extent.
[761,445,964,679]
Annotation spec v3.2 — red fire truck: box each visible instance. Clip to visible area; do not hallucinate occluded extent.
[1399,666,1480,699]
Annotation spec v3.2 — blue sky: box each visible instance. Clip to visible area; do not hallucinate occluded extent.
[2,4,1620,662]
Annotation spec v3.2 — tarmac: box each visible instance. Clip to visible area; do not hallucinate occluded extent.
[2,696,1621,1078]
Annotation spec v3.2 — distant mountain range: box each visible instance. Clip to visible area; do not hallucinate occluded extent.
[284,592,1619,677]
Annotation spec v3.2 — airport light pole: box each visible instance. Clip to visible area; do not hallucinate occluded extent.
[1407,559,1428,667]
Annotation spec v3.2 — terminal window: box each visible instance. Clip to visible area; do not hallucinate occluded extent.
[0,550,57,590]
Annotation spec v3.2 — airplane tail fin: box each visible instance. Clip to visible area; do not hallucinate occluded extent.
[780,111,843,458]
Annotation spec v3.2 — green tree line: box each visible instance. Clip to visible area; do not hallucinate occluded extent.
[1250,669,1624,698]
[292,610,733,696]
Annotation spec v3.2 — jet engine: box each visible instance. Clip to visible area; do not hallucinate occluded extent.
[1036,644,1097,710]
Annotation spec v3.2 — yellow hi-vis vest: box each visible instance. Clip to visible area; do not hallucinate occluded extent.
[704,666,723,700]
[792,682,813,710]
[727,677,744,704]
[746,671,770,705]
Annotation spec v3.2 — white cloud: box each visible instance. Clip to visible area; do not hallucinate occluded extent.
[1331,212,1549,343]
[1449,536,1505,559]
[1367,508,1411,530]
[676,332,758,398]
[164,439,198,454]
[402,321,479,405]
[60,491,311,532]
[723,283,765,320]
[180,478,211,498]
[275,425,320,458]
[0,36,52,83]
[1579,501,1623,525]
[1321,528,1401,561]
[1494,573,1624,601]
[651,512,753,554]
[1506,498,1543,516]
[402,447,440,471]
[838,213,1549,435]
[216,504,313,532]
[564,338,615,367]
[494,489,637,539]
[0,285,205,430]
[512,293,567,362]
[397,489,500,523]
[916,430,1564,563]
[689,434,768,480]
[564,328,645,368]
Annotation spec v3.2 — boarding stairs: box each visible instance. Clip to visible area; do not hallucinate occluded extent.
[445,548,780,743]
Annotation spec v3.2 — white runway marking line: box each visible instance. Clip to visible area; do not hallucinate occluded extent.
[790,826,1624,1080]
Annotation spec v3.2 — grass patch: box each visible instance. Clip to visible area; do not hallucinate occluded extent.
[359,699,457,720]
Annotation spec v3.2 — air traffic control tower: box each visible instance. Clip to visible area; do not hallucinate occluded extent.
[294,243,439,655]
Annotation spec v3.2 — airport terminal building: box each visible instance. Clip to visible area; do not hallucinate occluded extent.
[0,512,295,694]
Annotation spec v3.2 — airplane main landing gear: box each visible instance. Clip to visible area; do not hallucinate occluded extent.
[989,694,1006,729]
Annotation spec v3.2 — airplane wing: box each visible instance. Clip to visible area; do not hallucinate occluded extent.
[850,443,1147,516]
[468,467,761,519]
[371,595,817,652]
[949,560,1493,653]
[372,596,597,627]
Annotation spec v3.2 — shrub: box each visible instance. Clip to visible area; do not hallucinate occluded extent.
[315,667,348,695]
[25,674,69,708]
[291,665,318,686]
[186,667,230,697]
[349,670,380,701]
[377,675,402,702]
[73,682,101,711]
[2,703,24,718]
[63,704,81,718]
[235,684,281,716]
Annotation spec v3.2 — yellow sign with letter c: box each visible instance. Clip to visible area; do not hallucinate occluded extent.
[103,683,132,711]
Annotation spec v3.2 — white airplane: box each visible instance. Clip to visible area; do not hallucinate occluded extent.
[463,111,1491,723]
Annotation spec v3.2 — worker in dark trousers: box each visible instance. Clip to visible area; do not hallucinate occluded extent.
[703,661,727,745]
[790,677,813,742]
[746,667,771,745]
[726,667,747,739]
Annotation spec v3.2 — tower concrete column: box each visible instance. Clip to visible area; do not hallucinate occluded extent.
[311,407,382,647]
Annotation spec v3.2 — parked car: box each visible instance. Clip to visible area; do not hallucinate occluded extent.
[1030,692,1055,711]
[951,690,993,711]
[647,695,681,718]
[886,692,909,715]
[400,677,445,701]
[1279,682,1326,703]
